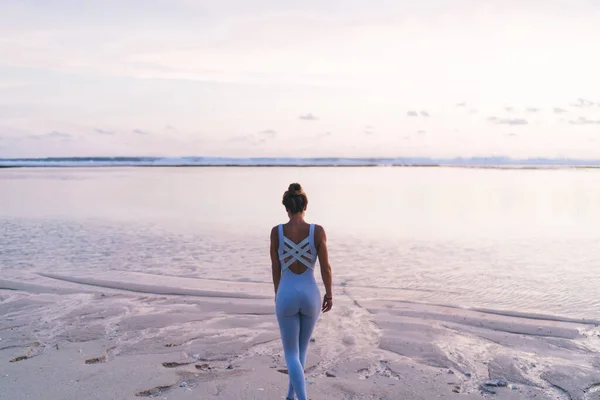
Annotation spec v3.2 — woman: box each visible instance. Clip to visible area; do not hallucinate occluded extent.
[270,183,333,400]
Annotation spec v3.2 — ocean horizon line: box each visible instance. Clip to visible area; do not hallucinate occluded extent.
[1,156,600,168]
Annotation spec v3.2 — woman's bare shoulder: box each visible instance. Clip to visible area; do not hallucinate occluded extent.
[313,224,327,238]
[270,225,279,238]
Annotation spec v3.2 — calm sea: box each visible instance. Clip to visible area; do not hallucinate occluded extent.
[1,167,599,319]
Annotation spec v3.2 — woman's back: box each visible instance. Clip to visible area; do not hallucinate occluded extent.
[277,222,317,275]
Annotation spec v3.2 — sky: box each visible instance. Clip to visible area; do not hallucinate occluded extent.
[1,0,600,158]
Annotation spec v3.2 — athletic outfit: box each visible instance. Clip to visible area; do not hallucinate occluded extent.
[275,223,321,400]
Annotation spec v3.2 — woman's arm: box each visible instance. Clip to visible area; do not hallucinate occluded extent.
[270,226,281,296]
[316,225,333,312]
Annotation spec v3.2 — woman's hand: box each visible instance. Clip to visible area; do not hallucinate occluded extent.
[321,295,333,313]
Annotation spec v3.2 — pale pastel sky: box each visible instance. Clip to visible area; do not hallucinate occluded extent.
[1,0,600,158]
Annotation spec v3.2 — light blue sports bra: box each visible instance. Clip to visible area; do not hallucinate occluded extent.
[277,224,318,271]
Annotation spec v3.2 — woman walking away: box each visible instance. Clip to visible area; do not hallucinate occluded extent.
[270,183,333,400]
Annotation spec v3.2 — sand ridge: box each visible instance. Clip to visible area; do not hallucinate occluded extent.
[1,271,599,399]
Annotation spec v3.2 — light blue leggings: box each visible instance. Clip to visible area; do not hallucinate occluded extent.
[276,270,321,400]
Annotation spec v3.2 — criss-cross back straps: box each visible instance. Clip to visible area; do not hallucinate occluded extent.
[278,224,316,271]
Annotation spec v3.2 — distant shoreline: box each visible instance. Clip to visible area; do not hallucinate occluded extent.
[3,156,600,169]
[2,164,600,169]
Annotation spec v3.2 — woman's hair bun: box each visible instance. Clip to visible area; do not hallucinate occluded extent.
[288,183,302,194]
[282,182,308,214]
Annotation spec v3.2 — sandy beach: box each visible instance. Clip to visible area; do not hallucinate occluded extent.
[3,0,600,395]
[2,167,600,399]
[2,270,599,400]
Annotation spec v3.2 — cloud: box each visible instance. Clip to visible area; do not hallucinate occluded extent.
[488,117,528,125]
[553,108,567,114]
[229,135,251,142]
[94,128,115,135]
[569,117,600,125]
[456,103,476,113]
[47,131,72,139]
[133,129,150,135]
[407,110,429,117]
[28,131,72,140]
[526,107,540,113]
[571,98,596,108]
[299,113,318,121]
[48,131,71,139]
[258,129,277,137]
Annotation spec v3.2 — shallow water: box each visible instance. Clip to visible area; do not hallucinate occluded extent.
[1,167,599,319]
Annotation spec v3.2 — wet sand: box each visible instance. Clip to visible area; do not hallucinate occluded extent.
[1,270,599,400]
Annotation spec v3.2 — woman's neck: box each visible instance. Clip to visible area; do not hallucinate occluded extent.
[288,213,305,224]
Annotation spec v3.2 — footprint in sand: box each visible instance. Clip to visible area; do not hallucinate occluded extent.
[85,355,106,364]
[162,361,191,368]
[135,385,173,397]
[9,341,44,363]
